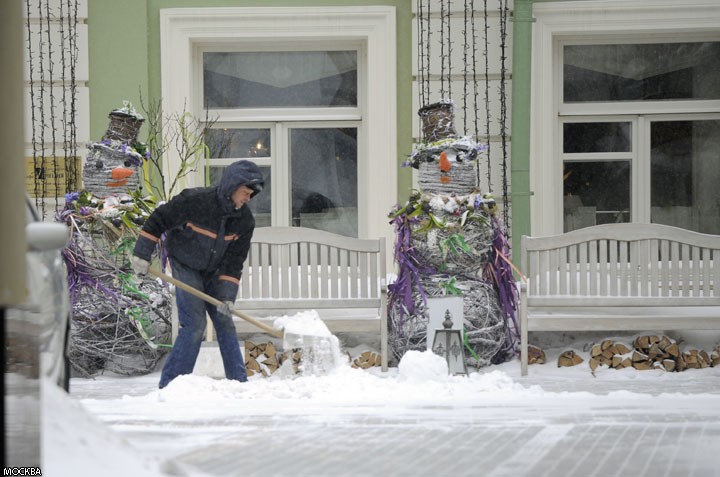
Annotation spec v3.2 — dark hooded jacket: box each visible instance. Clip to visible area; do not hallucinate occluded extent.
[133,160,264,302]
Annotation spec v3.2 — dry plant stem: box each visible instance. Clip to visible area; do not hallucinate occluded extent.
[139,94,218,200]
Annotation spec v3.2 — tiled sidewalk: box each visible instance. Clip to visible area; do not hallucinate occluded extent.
[162,404,720,477]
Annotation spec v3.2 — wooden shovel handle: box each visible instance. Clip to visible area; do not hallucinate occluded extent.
[148,268,283,339]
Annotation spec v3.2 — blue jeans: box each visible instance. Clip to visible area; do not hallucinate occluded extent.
[159,260,247,388]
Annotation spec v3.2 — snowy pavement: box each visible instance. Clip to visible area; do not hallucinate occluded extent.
[49,335,720,477]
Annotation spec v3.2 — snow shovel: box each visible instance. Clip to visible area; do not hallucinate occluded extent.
[148,268,283,339]
[148,268,342,374]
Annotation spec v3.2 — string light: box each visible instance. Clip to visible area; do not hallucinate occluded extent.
[25,0,80,217]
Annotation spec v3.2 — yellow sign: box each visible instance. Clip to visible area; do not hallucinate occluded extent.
[25,156,82,198]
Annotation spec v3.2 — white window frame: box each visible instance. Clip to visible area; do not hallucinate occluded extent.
[531,0,720,236]
[159,6,396,242]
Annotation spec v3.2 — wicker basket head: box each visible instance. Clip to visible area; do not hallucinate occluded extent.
[102,110,145,144]
[82,143,140,197]
[418,159,478,195]
[418,101,456,143]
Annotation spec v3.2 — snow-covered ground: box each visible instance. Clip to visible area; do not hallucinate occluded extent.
[43,328,720,477]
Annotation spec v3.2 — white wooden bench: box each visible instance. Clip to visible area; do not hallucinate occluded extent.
[227,226,389,371]
[519,223,720,376]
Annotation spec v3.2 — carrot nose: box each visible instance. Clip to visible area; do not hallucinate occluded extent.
[106,167,135,187]
[111,167,135,180]
[438,152,451,173]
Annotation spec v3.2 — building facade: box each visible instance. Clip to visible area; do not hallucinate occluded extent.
[22,0,720,260]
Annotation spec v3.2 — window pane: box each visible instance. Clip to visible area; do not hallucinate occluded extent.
[204,51,358,108]
[563,161,631,232]
[564,42,720,102]
[205,128,271,159]
[564,122,631,153]
[208,165,272,227]
[290,128,358,237]
[651,119,720,234]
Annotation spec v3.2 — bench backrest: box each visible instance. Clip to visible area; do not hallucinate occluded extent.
[238,227,386,310]
[521,223,720,306]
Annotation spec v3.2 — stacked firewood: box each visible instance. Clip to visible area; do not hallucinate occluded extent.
[528,345,546,365]
[542,336,720,373]
[587,335,719,372]
[678,348,713,371]
[588,339,635,371]
[711,346,720,367]
[244,341,302,377]
[558,350,584,367]
[630,335,680,371]
[351,350,383,369]
[244,342,387,376]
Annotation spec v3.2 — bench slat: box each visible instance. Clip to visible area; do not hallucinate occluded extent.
[691,246,700,297]
[320,244,330,298]
[703,248,711,297]
[598,240,607,296]
[360,252,369,298]
[588,240,597,295]
[681,243,690,297]
[650,240,659,297]
[340,249,349,298]
[549,248,559,295]
[629,241,638,296]
[670,241,680,297]
[609,240,618,296]
[299,242,309,298]
[310,243,319,298]
[619,242,628,296]
[569,244,578,295]
[715,249,720,296]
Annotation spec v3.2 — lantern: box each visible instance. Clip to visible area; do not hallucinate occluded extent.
[431,309,467,375]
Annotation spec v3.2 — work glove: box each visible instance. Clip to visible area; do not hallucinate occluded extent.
[217,301,234,318]
[130,256,150,276]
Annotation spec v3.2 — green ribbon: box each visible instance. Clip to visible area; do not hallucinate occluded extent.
[121,273,172,349]
[463,327,481,363]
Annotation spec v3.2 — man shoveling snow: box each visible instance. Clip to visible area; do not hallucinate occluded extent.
[131,160,264,388]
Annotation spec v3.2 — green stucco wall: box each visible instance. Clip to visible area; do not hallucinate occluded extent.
[87,0,413,202]
[87,0,149,138]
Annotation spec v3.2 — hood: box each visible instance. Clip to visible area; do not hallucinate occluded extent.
[217,160,265,211]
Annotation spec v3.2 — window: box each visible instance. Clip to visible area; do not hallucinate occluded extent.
[160,6,396,242]
[530,1,720,236]
[201,44,361,236]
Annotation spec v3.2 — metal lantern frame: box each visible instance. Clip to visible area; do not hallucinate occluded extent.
[432,309,468,375]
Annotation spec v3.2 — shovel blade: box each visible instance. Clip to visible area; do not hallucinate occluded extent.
[283,331,343,375]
